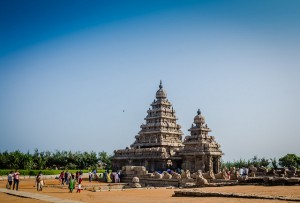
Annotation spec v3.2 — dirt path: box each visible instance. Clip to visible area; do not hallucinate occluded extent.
[0,188,84,203]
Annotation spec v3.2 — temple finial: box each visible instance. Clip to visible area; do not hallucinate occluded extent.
[159,80,163,89]
[197,109,201,115]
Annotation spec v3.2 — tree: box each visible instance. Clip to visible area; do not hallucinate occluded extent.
[259,157,270,167]
[98,151,112,169]
[250,155,259,167]
[270,158,278,169]
[279,154,300,168]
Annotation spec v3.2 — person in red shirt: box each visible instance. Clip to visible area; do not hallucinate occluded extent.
[60,171,65,185]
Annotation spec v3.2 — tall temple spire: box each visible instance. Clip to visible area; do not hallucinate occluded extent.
[159,80,163,89]
[156,80,167,99]
[197,109,201,115]
[131,81,183,149]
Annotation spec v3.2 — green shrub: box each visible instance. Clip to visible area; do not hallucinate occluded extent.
[0,169,105,176]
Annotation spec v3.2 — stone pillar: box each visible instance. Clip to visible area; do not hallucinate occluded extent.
[145,160,149,169]
[217,157,221,173]
[208,156,213,172]
[201,155,206,172]
[194,155,197,172]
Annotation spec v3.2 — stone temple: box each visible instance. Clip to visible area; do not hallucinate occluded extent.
[112,81,223,173]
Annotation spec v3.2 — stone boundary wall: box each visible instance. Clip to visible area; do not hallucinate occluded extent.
[141,178,180,187]
[173,190,300,201]
[121,177,180,187]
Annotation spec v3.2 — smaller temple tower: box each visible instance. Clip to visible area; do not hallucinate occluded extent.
[180,109,222,173]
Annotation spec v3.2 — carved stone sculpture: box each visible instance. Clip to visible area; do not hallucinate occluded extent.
[152,171,163,179]
[194,170,208,186]
[171,171,181,179]
[131,177,141,188]
[215,170,229,180]
[202,170,215,180]
[181,169,191,179]
[162,171,172,179]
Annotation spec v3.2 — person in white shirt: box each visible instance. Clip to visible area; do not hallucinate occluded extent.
[7,171,14,189]
[36,171,44,191]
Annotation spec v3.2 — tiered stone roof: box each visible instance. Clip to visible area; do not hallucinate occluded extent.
[131,80,183,149]
[182,109,222,156]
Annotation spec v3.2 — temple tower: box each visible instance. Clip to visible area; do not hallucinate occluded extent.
[181,109,223,173]
[131,80,183,149]
[112,81,184,171]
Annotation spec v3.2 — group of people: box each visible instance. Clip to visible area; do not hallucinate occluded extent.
[7,170,43,191]
[6,169,121,193]
[88,170,98,182]
[7,170,20,190]
[103,170,121,183]
[239,167,249,177]
[34,170,83,193]
[59,170,83,193]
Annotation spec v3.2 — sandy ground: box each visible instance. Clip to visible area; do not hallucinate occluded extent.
[0,179,300,203]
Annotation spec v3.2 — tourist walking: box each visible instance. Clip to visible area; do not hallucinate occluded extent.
[12,170,20,190]
[36,171,43,191]
[69,174,75,193]
[75,171,79,182]
[76,171,83,193]
[117,170,121,182]
[239,168,244,177]
[103,171,107,182]
[60,171,65,185]
[114,172,120,183]
[106,170,112,183]
[244,167,249,176]
[7,171,14,189]
[65,170,69,185]
[88,171,92,182]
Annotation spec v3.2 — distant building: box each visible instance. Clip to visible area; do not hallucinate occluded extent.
[112,81,223,173]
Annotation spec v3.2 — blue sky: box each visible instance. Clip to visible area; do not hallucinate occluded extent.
[0,0,299,161]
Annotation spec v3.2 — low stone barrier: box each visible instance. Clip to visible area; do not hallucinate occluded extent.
[85,183,128,192]
[173,190,300,201]
[262,177,300,186]
[141,178,180,187]
[120,176,180,187]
